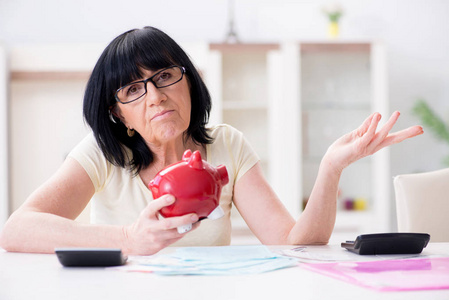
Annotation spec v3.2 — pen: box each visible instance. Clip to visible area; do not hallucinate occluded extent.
[291,246,306,252]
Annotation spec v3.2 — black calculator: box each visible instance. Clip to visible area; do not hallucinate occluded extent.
[341,233,430,255]
[55,248,128,267]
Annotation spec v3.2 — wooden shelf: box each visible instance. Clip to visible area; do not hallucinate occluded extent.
[300,42,370,53]
[11,71,91,81]
[209,43,279,53]
[223,101,267,110]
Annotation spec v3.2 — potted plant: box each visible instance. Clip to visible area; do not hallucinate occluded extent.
[413,99,449,166]
[322,3,343,38]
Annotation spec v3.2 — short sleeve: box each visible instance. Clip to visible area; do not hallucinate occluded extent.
[208,124,260,184]
[226,126,260,182]
[67,133,112,192]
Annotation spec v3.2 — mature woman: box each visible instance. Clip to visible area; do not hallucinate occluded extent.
[0,27,423,255]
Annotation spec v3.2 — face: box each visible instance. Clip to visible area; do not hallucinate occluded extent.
[113,68,192,147]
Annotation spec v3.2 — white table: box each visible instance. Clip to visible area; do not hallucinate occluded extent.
[1,243,449,300]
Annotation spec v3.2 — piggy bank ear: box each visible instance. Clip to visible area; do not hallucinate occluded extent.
[189,150,204,170]
[182,149,193,161]
[216,165,229,185]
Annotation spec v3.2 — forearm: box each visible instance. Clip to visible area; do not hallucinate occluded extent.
[0,209,127,254]
[287,156,341,245]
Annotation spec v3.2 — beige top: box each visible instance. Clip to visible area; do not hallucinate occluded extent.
[68,124,259,246]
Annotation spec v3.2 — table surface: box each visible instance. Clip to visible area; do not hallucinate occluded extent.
[1,243,449,300]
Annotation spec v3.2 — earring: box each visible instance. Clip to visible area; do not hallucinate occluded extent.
[108,110,117,124]
[127,128,135,137]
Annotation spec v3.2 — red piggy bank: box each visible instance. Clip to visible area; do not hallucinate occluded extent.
[149,150,229,233]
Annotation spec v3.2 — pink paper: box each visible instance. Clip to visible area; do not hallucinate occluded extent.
[302,257,449,291]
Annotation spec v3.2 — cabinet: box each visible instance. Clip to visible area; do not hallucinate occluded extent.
[207,43,279,176]
[299,42,389,234]
[205,41,390,235]
[206,43,278,229]
[205,43,302,230]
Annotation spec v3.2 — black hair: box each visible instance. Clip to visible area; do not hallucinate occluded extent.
[83,26,213,174]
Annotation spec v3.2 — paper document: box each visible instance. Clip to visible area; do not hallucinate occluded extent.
[281,245,429,263]
[113,245,297,275]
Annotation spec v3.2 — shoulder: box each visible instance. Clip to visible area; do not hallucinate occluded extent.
[206,124,259,184]
[68,132,115,191]
[69,132,102,157]
[207,124,244,142]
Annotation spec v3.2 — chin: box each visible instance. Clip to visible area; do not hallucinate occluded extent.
[157,123,187,141]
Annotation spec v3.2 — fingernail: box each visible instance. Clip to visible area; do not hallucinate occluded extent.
[165,195,175,203]
[191,214,199,222]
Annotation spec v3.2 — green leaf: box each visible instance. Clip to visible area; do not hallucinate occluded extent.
[443,155,449,167]
[413,99,449,144]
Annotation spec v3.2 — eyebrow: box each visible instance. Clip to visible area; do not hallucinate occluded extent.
[126,68,163,85]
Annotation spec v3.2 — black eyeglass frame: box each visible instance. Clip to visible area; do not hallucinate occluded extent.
[114,65,186,104]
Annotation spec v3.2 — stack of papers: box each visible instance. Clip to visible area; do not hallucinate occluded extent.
[281,245,427,263]
[114,245,297,275]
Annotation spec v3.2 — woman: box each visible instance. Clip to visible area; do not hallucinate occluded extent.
[0,27,423,255]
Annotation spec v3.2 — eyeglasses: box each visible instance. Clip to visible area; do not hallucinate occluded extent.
[115,65,185,104]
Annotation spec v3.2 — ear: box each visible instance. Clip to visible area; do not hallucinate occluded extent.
[110,106,127,125]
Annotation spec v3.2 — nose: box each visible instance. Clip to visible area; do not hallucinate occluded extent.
[145,82,167,106]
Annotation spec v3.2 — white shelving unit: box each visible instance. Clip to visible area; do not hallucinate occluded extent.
[207,43,279,173]
[205,41,389,235]
[205,43,302,230]
[299,41,390,234]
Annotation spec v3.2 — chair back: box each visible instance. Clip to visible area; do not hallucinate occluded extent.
[394,168,449,242]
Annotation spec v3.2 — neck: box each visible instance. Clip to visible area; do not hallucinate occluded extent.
[139,136,204,186]
[149,136,201,169]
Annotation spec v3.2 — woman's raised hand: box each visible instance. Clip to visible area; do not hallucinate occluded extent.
[323,111,423,174]
[123,195,199,255]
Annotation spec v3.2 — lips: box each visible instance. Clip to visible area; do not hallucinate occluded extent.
[151,110,174,121]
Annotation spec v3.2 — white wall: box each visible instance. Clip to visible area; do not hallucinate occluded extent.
[1,0,448,225]
[10,80,91,212]
[0,46,8,229]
